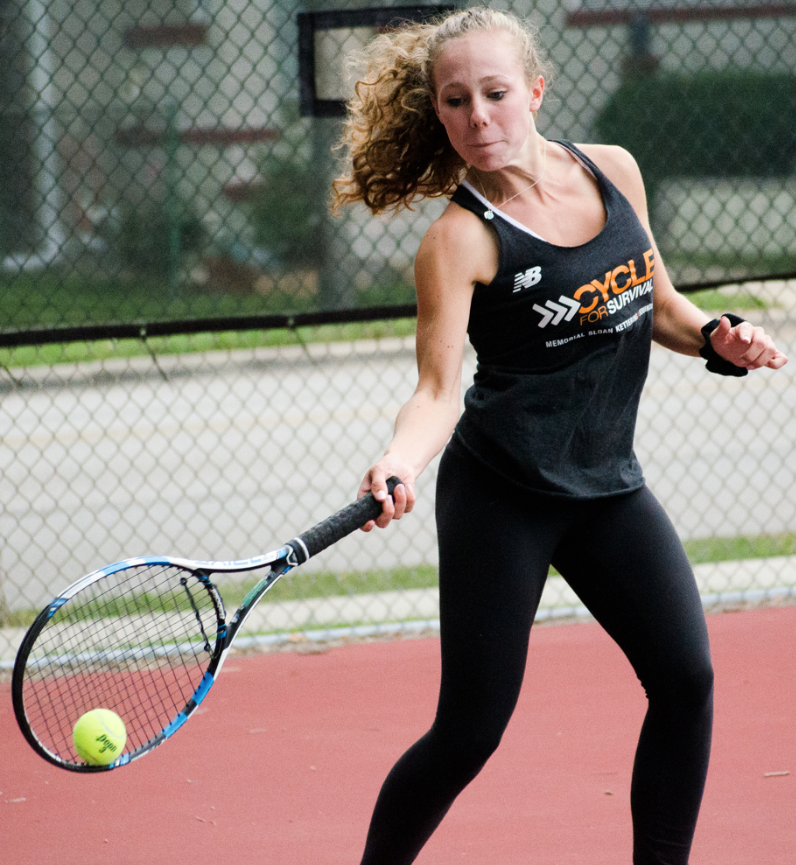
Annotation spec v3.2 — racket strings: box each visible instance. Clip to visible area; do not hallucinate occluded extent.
[20,563,223,766]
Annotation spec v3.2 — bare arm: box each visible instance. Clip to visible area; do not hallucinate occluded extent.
[582,144,788,370]
[358,205,497,529]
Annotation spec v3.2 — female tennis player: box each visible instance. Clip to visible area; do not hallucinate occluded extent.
[334,8,788,864]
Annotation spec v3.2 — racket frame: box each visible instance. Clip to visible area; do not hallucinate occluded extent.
[12,478,400,772]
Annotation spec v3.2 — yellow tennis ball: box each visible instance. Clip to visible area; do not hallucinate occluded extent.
[73,709,127,766]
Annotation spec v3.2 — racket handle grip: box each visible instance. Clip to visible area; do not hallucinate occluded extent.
[289,476,403,563]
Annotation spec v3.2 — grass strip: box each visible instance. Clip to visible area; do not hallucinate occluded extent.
[4,533,795,630]
[0,319,418,369]
[231,531,796,606]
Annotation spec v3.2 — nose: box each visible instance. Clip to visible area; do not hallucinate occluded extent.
[469,97,489,129]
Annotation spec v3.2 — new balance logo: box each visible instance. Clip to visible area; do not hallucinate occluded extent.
[532,296,581,328]
[513,266,542,292]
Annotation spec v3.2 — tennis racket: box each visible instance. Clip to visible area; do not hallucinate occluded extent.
[12,477,401,772]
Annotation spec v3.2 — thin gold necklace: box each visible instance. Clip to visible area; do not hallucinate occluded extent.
[475,138,547,221]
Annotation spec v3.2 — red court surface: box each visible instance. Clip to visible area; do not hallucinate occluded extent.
[2,603,794,864]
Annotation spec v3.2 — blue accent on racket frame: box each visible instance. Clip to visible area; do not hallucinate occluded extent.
[163,712,189,739]
[47,598,68,618]
[163,672,215,739]
[193,671,215,705]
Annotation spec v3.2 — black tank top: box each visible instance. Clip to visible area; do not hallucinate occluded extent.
[451,141,654,498]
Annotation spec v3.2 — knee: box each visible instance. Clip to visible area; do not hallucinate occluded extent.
[644,651,714,712]
[430,719,505,781]
[680,654,714,709]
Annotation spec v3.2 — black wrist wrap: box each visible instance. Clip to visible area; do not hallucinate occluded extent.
[699,314,749,377]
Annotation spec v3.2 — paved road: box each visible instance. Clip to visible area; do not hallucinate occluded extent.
[1,320,794,619]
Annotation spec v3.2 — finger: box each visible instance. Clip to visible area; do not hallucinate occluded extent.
[711,315,733,344]
[730,319,754,345]
[358,468,388,502]
[394,478,419,516]
[403,480,417,514]
[750,345,789,370]
[358,469,414,530]
[358,490,394,530]
[373,490,396,529]
[740,344,769,370]
[739,329,776,369]
[358,468,389,530]
[390,482,408,521]
[766,350,789,370]
[369,470,392,504]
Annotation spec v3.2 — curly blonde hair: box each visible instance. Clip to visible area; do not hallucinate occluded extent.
[332,7,552,215]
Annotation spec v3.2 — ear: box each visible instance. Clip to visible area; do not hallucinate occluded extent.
[529,75,545,113]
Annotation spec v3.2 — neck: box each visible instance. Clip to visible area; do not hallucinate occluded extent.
[469,136,548,209]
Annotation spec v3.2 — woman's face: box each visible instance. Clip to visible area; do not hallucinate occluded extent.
[431,29,544,172]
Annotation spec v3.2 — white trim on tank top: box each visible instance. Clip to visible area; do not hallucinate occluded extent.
[460,180,548,241]
[460,144,598,243]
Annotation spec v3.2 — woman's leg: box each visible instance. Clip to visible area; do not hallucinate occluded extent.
[553,486,713,865]
[360,447,569,865]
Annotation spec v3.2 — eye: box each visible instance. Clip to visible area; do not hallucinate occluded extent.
[445,96,464,108]
[488,89,507,101]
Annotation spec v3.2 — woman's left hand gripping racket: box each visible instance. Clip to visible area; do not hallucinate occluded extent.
[12,478,402,772]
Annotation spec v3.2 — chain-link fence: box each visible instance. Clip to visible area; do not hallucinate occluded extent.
[2,284,795,663]
[2,1,796,662]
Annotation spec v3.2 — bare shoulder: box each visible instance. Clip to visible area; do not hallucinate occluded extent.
[576,143,649,222]
[416,199,499,290]
[577,143,642,184]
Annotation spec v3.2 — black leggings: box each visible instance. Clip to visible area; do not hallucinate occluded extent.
[360,444,714,865]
